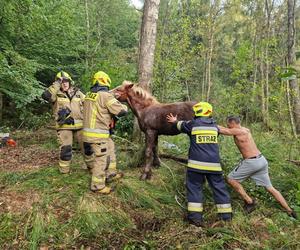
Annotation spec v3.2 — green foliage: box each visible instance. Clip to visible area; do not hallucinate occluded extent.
[0,50,43,108]
[0,0,139,129]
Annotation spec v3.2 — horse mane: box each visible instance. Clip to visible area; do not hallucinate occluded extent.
[122,81,159,104]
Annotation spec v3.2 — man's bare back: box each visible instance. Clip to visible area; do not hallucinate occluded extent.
[218,125,260,159]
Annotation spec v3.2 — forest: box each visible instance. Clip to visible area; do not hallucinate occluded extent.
[0,0,300,249]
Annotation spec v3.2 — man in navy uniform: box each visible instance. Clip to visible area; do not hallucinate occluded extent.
[167,102,232,226]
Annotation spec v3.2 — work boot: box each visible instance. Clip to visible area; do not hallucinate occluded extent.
[220,213,232,222]
[59,166,70,174]
[106,172,124,183]
[288,210,298,219]
[243,199,257,214]
[97,186,112,195]
[188,219,204,227]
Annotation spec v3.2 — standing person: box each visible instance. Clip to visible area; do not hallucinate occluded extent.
[218,115,297,218]
[167,102,232,226]
[42,71,85,174]
[83,71,128,194]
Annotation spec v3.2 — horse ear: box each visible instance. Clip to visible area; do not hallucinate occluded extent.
[123,81,134,89]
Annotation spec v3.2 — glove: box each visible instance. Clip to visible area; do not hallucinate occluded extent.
[57,107,74,125]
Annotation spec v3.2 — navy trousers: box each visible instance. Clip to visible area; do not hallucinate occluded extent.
[186,170,232,222]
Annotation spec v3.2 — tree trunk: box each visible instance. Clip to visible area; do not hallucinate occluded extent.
[0,92,3,123]
[287,0,300,134]
[206,25,214,102]
[84,0,90,71]
[138,0,161,90]
[133,0,161,140]
[286,80,298,138]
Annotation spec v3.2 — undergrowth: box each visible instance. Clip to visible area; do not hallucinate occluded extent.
[0,128,299,249]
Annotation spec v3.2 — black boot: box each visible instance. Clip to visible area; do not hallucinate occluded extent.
[243,199,257,214]
[188,219,204,227]
[288,210,298,219]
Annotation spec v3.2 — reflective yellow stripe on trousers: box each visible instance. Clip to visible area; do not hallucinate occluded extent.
[216,204,232,213]
[187,160,222,172]
[83,128,110,138]
[188,202,203,212]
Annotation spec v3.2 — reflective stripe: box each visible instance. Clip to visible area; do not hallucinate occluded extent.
[56,120,83,129]
[188,160,222,171]
[57,97,70,103]
[72,97,82,102]
[59,160,70,167]
[106,98,118,107]
[108,162,117,170]
[192,126,218,132]
[83,128,110,139]
[191,126,218,135]
[90,104,97,128]
[82,132,109,138]
[177,121,183,131]
[192,130,218,135]
[216,204,232,213]
[188,202,203,212]
[92,176,105,184]
[83,128,110,134]
[49,88,57,95]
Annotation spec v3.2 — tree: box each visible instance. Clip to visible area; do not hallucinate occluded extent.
[138,0,161,91]
[287,0,300,134]
[133,0,160,139]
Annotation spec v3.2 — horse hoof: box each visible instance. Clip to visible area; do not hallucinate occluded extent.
[140,173,148,181]
[153,163,160,168]
[140,172,152,181]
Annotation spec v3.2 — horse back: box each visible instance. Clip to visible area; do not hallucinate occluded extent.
[140,101,196,135]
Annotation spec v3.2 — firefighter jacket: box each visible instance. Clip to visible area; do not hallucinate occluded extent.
[82,85,128,143]
[176,117,222,174]
[42,82,85,130]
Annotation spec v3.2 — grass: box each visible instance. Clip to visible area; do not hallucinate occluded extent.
[0,128,299,249]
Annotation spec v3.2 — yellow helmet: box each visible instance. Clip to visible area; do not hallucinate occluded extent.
[193,102,213,117]
[55,71,72,82]
[92,71,111,87]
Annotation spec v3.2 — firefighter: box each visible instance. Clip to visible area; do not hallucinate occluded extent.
[42,71,85,174]
[83,71,128,194]
[167,102,232,226]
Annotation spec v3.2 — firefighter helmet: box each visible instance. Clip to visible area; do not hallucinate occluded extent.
[55,71,72,82]
[92,71,111,87]
[193,102,213,117]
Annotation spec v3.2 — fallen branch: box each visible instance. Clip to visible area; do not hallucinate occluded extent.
[286,159,300,166]
[159,153,187,163]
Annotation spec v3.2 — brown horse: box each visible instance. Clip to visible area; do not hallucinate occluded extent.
[112,81,196,180]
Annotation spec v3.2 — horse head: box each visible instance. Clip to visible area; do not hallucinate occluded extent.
[111,81,134,102]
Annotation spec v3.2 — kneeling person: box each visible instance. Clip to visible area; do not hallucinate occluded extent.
[167,102,232,226]
[83,71,127,194]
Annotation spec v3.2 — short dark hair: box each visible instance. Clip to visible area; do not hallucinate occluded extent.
[226,115,241,124]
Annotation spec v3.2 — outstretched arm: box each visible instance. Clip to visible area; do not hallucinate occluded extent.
[166,113,178,123]
[218,126,245,136]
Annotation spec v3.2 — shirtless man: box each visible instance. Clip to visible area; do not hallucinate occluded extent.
[218,115,297,218]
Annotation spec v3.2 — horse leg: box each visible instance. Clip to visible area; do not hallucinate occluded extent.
[153,134,161,168]
[140,130,156,180]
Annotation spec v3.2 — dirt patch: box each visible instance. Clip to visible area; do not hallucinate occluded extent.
[0,144,57,172]
[132,212,165,232]
[0,189,40,213]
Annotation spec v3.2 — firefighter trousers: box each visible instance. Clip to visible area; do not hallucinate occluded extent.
[57,129,84,173]
[186,170,232,222]
[83,138,118,191]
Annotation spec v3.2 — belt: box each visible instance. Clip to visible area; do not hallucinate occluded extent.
[246,154,262,160]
